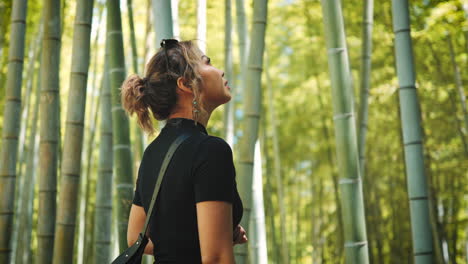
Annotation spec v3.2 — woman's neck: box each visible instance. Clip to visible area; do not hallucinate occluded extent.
[168,110,211,128]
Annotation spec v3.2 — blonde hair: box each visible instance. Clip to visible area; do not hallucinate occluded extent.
[121,40,204,135]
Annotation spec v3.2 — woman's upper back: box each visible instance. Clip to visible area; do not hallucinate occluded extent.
[132,118,243,263]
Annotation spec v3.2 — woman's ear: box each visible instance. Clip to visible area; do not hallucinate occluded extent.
[176,77,193,94]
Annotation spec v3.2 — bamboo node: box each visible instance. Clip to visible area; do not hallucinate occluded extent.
[11,19,26,24]
[339,178,360,184]
[414,251,433,256]
[56,221,75,227]
[116,183,133,189]
[399,85,416,90]
[111,106,125,112]
[109,67,125,74]
[44,36,61,42]
[66,120,85,127]
[71,71,89,77]
[9,57,24,63]
[114,144,131,151]
[394,28,410,34]
[333,112,353,120]
[404,140,422,147]
[74,21,92,28]
[344,241,367,248]
[0,174,16,178]
[6,96,21,102]
[327,47,345,54]
[409,196,428,201]
[107,30,123,36]
[3,135,19,140]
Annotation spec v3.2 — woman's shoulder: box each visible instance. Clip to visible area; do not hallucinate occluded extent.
[198,135,233,155]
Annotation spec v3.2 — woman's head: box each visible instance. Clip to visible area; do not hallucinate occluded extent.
[121,39,231,134]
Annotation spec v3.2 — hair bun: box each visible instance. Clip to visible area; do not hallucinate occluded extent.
[121,74,151,129]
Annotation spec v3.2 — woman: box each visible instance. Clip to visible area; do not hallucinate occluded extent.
[122,39,247,264]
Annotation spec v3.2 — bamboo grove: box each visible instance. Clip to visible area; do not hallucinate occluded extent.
[0,0,467,263]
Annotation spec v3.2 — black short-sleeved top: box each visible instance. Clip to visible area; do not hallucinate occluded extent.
[132,118,243,263]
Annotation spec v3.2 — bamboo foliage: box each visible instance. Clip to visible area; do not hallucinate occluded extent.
[37,0,61,263]
[0,1,28,262]
[391,1,435,263]
[447,34,468,136]
[107,0,134,251]
[320,0,370,263]
[357,0,373,179]
[235,0,268,262]
[52,0,94,262]
[93,43,113,264]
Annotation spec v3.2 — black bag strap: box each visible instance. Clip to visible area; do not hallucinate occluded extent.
[140,133,191,236]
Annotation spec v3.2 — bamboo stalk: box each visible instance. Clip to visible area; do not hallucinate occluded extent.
[235,0,268,262]
[52,0,94,262]
[152,0,173,43]
[0,1,28,261]
[93,39,113,264]
[197,0,206,53]
[357,0,373,181]
[224,0,235,146]
[320,0,370,262]
[15,48,41,264]
[265,53,289,264]
[36,0,61,262]
[391,0,434,262]
[107,0,134,250]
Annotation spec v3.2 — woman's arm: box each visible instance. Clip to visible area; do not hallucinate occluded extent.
[127,204,154,255]
[196,201,235,264]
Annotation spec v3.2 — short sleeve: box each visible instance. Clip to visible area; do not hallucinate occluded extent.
[193,137,235,203]
[132,175,143,206]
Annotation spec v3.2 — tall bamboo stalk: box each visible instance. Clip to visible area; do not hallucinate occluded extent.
[248,140,268,264]
[152,0,173,43]
[11,20,43,264]
[15,51,41,264]
[224,0,235,146]
[75,5,104,263]
[107,0,134,250]
[171,0,179,37]
[235,0,268,262]
[197,0,206,53]
[126,0,144,174]
[235,0,248,82]
[52,0,94,262]
[36,0,61,263]
[391,0,434,263]
[320,0,370,263]
[447,34,468,135]
[316,88,344,260]
[265,53,289,264]
[0,1,28,262]
[357,0,373,179]
[93,42,113,264]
